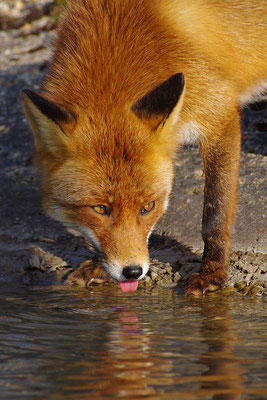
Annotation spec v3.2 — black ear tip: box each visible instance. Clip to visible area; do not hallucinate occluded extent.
[21,90,75,125]
[132,72,185,121]
[22,88,30,97]
[22,89,41,103]
[173,73,185,89]
[22,89,41,106]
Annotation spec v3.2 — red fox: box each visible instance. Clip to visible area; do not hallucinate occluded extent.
[22,0,267,295]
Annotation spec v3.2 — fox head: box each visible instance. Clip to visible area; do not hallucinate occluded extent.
[22,73,185,283]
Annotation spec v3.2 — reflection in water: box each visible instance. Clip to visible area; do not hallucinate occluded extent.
[0,284,266,399]
[195,298,246,400]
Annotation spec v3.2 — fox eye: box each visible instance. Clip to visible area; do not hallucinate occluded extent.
[91,205,110,216]
[140,201,155,215]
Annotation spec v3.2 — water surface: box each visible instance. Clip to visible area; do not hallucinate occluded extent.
[0,283,266,399]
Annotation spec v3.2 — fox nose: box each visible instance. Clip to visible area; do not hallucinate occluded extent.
[123,265,143,280]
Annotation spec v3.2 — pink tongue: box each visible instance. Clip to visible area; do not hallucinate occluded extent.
[119,279,139,293]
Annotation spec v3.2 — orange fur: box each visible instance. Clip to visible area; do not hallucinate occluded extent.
[23,0,267,293]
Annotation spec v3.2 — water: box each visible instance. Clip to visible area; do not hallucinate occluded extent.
[0,283,266,400]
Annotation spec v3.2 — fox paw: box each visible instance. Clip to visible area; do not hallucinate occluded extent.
[66,259,110,287]
[186,269,227,296]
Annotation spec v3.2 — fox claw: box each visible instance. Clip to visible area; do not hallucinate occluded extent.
[66,259,110,287]
[186,269,227,296]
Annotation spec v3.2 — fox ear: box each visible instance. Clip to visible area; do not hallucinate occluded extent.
[22,89,75,157]
[131,73,185,130]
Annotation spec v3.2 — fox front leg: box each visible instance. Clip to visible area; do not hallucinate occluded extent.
[67,259,110,287]
[186,110,241,296]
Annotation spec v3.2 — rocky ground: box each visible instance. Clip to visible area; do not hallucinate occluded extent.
[0,1,266,295]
